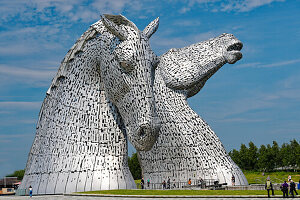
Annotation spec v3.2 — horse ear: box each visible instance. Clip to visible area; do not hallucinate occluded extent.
[143,17,159,39]
[101,15,127,41]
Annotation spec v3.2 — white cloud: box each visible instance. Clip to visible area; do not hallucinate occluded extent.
[0,133,33,139]
[260,59,300,68]
[179,0,285,13]
[0,25,60,37]
[0,64,56,82]
[218,117,270,123]
[236,59,300,68]
[0,101,42,110]
[0,119,37,126]
[0,24,66,57]
[0,0,144,24]
[235,62,261,68]
[220,0,285,12]
[0,133,34,144]
[179,7,191,14]
[205,85,300,123]
[92,0,130,14]
[173,19,201,27]
[280,72,300,89]
[0,0,287,27]
[0,111,11,114]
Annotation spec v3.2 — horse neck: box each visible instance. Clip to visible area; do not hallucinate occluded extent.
[26,31,129,175]
[154,67,198,121]
[153,66,228,157]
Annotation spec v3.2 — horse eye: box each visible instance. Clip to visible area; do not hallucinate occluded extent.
[120,61,134,72]
[152,55,159,69]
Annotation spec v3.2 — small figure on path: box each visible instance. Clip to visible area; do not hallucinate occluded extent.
[29,185,32,198]
[290,180,298,197]
[199,177,204,188]
[231,175,235,186]
[162,180,166,189]
[188,178,192,185]
[141,178,145,189]
[298,179,300,190]
[288,175,292,182]
[147,179,150,188]
[167,178,171,189]
[281,180,289,198]
[265,177,274,197]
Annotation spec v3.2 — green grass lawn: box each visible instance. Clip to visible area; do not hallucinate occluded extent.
[78,171,299,196]
[80,189,283,196]
[244,171,300,184]
[135,171,300,185]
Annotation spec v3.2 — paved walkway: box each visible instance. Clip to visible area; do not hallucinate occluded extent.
[0,195,299,200]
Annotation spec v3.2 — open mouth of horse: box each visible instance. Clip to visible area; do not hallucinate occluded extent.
[225,41,243,64]
[227,42,243,52]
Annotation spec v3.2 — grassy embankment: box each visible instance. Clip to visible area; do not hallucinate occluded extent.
[81,189,283,195]
[79,171,299,195]
[244,171,300,184]
[134,171,300,185]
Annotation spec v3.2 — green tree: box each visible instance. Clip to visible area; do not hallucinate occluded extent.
[239,144,249,170]
[289,139,299,171]
[229,149,241,168]
[128,153,142,180]
[6,169,25,180]
[281,143,290,169]
[230,140,299,172]
[271,141,281,169]
[295,140,300,169]
[247,141,258,170]
[265,144,275,171]
[230,142,258,170]
[257,145,268,171]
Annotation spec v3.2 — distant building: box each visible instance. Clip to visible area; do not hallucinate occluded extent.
[0,177,19,189]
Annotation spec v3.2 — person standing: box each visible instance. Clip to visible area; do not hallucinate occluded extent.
[298,179,300,190]
[162,180,166,189]
[147,179,150,188]
[29,185,33,198]
[188,178,192,185]
[288,175,292,182]
[199,177,204,188]
[167,178,171,189]
[265,178,273,197]
[231,175,235,186]
[282,181,289,198]
[141,178,145,189]
[173,179,176,189]
[290,180,298,197]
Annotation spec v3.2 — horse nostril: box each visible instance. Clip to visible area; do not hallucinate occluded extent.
[139,127,146,137]
[227,42,243,52]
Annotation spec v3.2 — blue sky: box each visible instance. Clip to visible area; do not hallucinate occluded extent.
[0,0,299,178]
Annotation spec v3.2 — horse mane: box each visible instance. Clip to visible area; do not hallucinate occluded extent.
[47,14,133,95]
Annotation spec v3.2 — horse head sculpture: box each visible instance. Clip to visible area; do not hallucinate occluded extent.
[139,33,248,186]
[20,15,161,194]
[99,15,161,151]
[159,33,242,97]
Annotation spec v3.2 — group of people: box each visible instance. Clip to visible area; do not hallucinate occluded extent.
[280,180,298,198]
[140,178,150,189]
[142,177,195,189]
[162,178,171,189]
[265,176,299,198]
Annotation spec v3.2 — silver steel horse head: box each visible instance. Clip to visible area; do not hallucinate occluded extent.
[99,15,160,151]
[159,33,243,97]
